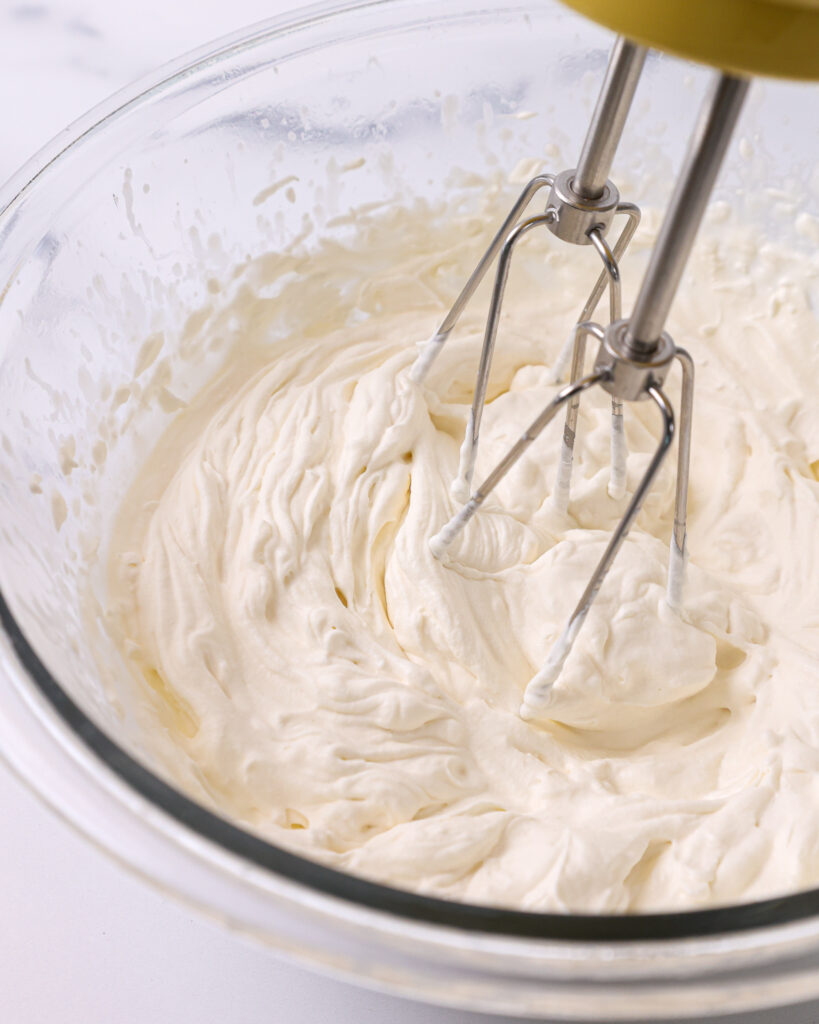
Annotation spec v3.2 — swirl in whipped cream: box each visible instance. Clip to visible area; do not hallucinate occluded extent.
[108,195,819,912]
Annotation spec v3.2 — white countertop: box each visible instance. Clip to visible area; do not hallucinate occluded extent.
[1,3,818,1023]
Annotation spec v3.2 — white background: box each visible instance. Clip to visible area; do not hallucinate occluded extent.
[1,3,818,1022]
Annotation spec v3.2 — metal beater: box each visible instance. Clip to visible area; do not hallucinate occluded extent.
[411,38,645,507]
[413,38,749,719]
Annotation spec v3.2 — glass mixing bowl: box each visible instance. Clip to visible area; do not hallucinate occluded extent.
[0,0,818,1017]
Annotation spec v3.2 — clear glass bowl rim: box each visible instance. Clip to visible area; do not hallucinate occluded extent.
[1,0,817,946]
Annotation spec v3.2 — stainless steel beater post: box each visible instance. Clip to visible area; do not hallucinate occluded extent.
[625,75,750,353]
[574,38,646,200]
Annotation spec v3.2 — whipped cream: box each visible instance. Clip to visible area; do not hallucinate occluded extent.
[107,193,819,912]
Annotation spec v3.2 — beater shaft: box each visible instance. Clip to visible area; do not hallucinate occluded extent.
[626,75,750,353]
[574,38,646,200]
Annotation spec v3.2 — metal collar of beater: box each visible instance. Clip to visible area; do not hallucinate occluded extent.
[595,319,676,401]
[545,167,621,247]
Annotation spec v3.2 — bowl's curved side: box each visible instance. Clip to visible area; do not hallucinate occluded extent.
[5,614,819,1019]
[0,0,819,1017]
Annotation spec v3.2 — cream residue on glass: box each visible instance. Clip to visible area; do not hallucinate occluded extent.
[106,190,819,913]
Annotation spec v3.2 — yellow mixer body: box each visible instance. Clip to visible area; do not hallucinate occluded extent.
[560,0,819,80]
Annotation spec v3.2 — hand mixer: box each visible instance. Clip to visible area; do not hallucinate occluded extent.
[411,0,819,719]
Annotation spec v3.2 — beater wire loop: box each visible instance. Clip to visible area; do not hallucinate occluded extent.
[429,371,605,559]
[522,385,676,716]
[409,174,555,385]
[451,212,558,500]
[667,348,695,610]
